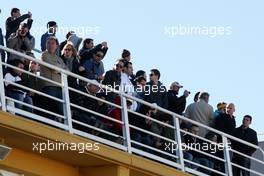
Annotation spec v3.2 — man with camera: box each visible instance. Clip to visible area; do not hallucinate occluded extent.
[167,81,190,115]
[5,8,32,41]
[7,23,32,63]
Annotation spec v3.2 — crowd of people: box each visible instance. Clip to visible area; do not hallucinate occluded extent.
[0,8,260,176]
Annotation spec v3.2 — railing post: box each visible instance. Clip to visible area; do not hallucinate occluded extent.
[61,73,73,133]
[0,55,6,112]
[120,95,132,153]
[174,116,185,171]
[223,136,233,176]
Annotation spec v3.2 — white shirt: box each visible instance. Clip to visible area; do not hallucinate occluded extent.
[4,73,22,87]
[4,73,25,94]
[120,72,138,111]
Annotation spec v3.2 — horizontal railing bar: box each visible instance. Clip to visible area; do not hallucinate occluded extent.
[5,97,65,119]
[180,130,218,145]
[231,162,264,176]
[2,62,62,87]
[4,80,64,103]
[70,103,124,125]
[68,86,122,109]
[72,129,127,151]
[183,144,226,163]
[131,147,182,169]
[131,140,179,159]
[6,105,69,130]
[127,108,175,129]
[129,124,176,144]
[72,119,124,139]
[184,159,226,176]
[184,167,211,176]
[230,149,264,165]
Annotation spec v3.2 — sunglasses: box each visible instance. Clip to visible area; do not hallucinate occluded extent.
[65,48,72,51]
[149,73,154,77]
[116,64,123,68]
[96,54,104,58]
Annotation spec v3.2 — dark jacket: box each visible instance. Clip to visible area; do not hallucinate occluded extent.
[21,71,41,92]
[83,58,104,80]
[102,69,121,102]
[102,70,121,88]
[144,81,168,109]
[71,86,98,118]
[167,90,186,115]
[61,56,85,88]
[0,28,5,61]
[5,14,32,41]
[214,113,236,136]
[232,125,258,156]
[184,134,203,158]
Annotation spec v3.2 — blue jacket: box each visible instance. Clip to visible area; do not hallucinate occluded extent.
[83,59,104,80]
[40,32,56,51]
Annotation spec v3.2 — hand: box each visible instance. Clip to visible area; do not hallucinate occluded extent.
[28,11,32,19]
[78,66,85,72]
[101,41,108,48]
[183,90,190,98]
[145,118,152,125]
[98,75,104,80]
[28,92,34,96]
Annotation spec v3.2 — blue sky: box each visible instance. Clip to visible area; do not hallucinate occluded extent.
[1,0,263,141]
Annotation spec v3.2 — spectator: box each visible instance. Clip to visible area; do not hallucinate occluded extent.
[83,48,105,81]
[184,125,213,173]
[121,49,131,62]
[4,59,33,112]
[135,70,146,80]
[22,59,41,107]
[7,23,32,63]
[232,115,258,176]
[0,27,5,62]
[79,38,108,64]
[185,92,214,137]
[61,42,85,88]
[41,21,58,51]
[59,31,74,55]
[120,61,137,111]
[144,69,168,109]
[167,81,190,115]
[180,123,193,168]
[102,96,132,143]
[102,59,124,102]
[134,76,146,111]
[89,92,110,136]
[102,59,124,88]
[199,132,219,174]
[214,103,236,139]
[71,80,100,133]
[130,104,157,149]
[214,102,227,118]
[5,8,32,41]
[39,36,68,116]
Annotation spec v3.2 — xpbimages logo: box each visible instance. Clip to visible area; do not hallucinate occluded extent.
[164,141,231,154]
[32,140,100,154]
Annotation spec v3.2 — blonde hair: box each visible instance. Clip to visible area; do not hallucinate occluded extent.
[61,42,77,58]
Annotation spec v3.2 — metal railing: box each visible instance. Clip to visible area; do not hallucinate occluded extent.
[0,45,264,176]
